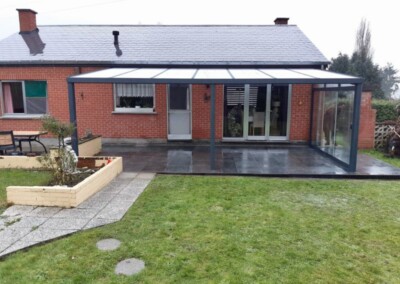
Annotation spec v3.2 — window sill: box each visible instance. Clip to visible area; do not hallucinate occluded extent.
[112,109,157,115]
[0,114,45,120]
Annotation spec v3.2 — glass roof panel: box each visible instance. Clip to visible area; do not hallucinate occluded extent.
[115,68,167,79]
[75,68,137,78]
[293,69,358,79]
[195,69,231,79]
[259,69,311,79]
[229,69,271,79]
[156,69,197,79]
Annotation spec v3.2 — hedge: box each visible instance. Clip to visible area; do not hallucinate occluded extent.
[372,100,400,123]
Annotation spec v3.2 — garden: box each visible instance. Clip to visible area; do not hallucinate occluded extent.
[1,175,400,283]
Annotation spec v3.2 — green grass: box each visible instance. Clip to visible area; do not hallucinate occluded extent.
[361,149,400,168]
[1,176,400,283]
[0,169,52,214]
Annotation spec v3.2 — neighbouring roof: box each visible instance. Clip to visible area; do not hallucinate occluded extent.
[0,25,329,66]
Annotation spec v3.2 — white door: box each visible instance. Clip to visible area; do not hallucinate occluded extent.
[168,84,192,140]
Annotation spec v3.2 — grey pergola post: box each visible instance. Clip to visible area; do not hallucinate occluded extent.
[210,84,216,170]
[348,83,363,172]
[68,82,79,155]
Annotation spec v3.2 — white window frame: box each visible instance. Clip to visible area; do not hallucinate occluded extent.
[0,80,48,119]
[113,83,156,114]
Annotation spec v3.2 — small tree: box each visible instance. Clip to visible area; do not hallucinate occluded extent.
[41,115,75,147]
[39,116,78,185]
[380,63,400,99]
[329,19,384,99]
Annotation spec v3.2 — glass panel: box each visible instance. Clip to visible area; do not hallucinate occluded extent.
[223,85,244,138]
[25,81,46,98]
[118,68,166,78]
[259,69,310,79]
[269,85,289,137]
[2,82,24,114]
[293,69,355,79]
[157,69,196,79]
[26,97,47,114]
[334,90,354,163]
[248,85,266,137]
[76,68,137,78]
[169,84,188,110]
[195,69,231,79]
[311,89,355,165]
[229,69,271,79]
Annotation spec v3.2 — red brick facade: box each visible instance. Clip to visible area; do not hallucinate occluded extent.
[17,9,38,33]
[358,92,376,149]
[0,67,376,148]
[289,84,312,141]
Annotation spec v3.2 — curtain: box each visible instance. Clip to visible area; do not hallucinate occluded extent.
[115,84,154,97]
[2,83,13,114]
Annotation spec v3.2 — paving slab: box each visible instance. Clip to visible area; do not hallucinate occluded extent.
[119,172,139,179]
[41,218,90,230]
[0,172,154,258]
[84,218,118,230]
[25,207,62,218]
[2,205,36,217]
[115,258,145,276]
[136,172,156,180]
[53,208,99,219]
[7,217,48,229]
[24,228,77,243]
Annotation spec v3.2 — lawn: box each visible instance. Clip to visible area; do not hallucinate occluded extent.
[0,169,52,214]
[361,149,400,168]
[1,175,400,283]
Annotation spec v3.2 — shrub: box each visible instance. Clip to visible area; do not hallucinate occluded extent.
[39,116,78,185]
[372,100,400,123]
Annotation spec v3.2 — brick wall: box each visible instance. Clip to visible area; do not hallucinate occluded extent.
[358,92,376,149]
[0,67,75,136]
[191,84,223,140]
[0,67,322,143]
[289,84,312,141]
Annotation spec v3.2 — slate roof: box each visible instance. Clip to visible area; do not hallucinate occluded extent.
[0,25,329,66]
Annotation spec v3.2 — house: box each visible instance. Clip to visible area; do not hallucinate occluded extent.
[0,9,375,171]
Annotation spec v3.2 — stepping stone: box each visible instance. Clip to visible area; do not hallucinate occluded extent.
[96,238,121,251]
[115,258,145,276]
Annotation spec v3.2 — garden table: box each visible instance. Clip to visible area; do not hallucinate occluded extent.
[13,131,48,153]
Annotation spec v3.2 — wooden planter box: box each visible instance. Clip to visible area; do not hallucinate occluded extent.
[6,157,123,208]
[78,135,102,156]
[0,155,42,169]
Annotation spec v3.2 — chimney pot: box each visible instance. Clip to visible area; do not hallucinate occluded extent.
[274,17,289,25]
[17,9,38,33]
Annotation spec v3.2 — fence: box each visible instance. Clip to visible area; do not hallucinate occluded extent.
[374,123,394,149]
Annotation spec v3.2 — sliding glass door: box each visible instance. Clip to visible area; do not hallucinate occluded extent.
[223,84,291,141]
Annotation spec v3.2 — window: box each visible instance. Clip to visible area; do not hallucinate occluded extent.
[114,84,155,113]
[1,81,47,116]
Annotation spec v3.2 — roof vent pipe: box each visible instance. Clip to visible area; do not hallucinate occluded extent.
[112,30,120,45]
[112,31,122,57]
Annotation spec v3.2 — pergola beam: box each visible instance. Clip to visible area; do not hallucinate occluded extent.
[68,82,79,155]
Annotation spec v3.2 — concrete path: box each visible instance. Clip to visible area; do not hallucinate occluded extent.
[0,172,155,258]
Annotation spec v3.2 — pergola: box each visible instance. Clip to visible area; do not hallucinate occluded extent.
[67,68,363,171]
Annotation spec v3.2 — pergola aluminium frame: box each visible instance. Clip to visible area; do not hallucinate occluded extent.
[67,68,363,172]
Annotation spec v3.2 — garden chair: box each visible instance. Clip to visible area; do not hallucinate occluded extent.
[0,130,17,155]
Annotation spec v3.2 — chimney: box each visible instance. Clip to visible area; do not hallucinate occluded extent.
[274,17,289,25]
[17,9,38,33]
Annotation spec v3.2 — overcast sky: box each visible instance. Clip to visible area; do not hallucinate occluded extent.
[0,0,398,69]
